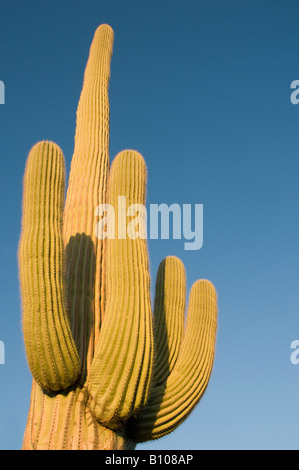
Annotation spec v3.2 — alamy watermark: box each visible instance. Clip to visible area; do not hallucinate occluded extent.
[290,340,299,365]
[0,81,4,361]
[0,80,4,104]
[0,341,5,365]
[0,81,5,360]
[290,82,299,363]
[290,80,299,105]
[95,197,203,250]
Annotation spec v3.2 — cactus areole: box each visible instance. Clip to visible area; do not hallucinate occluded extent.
[18,24,218,450]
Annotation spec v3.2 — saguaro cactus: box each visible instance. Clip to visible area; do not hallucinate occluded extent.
[19,24,218,450]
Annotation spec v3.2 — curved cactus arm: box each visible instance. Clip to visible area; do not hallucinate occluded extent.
[152,256,186,386]
[63,24,114,376]
[127,278,217,442]
[19,141,81,392]
[87,150,154,429]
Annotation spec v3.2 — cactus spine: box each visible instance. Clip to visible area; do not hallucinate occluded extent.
[19,24,218,450]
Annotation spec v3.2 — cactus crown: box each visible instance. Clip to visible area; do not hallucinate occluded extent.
[19,24,217,449]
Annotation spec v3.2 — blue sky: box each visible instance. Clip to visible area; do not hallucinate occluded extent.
[0,0,299,450]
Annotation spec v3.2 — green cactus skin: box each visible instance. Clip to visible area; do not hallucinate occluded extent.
[19,141,81,392]
[87,150,153,428]
[19,24,218,450]
[127,271,217,441]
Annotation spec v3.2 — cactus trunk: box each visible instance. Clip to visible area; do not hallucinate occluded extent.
[22,382,136,450]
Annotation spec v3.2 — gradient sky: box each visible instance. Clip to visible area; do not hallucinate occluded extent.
[0,0,299,450]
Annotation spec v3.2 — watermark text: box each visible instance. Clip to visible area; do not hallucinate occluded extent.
[95,197,203,250]
[0,81,4,104]
[290,340,299,365]
[290,80,299,105]
[0,340,5,364]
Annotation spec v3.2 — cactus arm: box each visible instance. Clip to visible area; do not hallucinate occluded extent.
[87,150,154,428]
[127,279,217,442]
[19,141,81,392]
[152,256,186,385]
[63,25,114,377]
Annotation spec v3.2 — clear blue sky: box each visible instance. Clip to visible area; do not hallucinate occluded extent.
[0,0,299,450]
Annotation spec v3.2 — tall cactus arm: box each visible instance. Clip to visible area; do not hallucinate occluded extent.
[63,25,114,378]
[87,150,154,428]
[18,141,81,392]
[127,263,217,442]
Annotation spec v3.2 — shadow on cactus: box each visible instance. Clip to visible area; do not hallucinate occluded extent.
[18,24,218,450]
